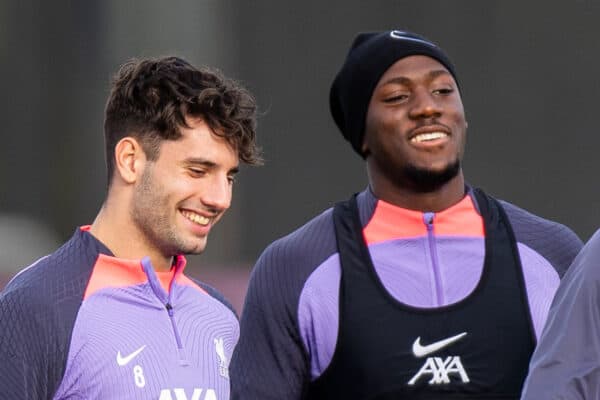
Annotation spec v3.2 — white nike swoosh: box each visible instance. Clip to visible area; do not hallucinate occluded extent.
[116,345,146,366]
[412,332,467,358]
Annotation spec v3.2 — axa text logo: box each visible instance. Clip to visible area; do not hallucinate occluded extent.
[158,388,218,400]
[408,332,470,385]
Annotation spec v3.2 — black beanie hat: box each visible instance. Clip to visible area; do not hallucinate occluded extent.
[329,30,459,157]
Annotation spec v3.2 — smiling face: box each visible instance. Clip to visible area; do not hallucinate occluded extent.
[130,118,239,258]
[363,55,467,196]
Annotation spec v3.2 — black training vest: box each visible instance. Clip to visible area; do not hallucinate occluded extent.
[307,189,535,400]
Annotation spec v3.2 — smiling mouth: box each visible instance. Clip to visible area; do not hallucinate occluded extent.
[410,132,449,143]
[181,210,210,226]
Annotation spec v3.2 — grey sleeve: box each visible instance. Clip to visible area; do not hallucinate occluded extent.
[0,286,59,400]
[500,199,583,277]
[191,278,238,319]
[521,229,600,400]
[229,244,310,400]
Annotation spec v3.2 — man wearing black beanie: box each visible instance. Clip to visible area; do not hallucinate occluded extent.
[231,30,582,399]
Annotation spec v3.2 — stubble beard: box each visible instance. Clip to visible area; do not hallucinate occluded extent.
[402,158,462,193]
[131,166,204,258]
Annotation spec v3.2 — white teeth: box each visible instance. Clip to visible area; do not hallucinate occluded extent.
[181,210,210,226]
[411,132,448,143]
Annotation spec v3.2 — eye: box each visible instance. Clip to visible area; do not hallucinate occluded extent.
[433,87,454,95]
[383,93,409,103]
[227,175,236,184]
[188,168,206,177]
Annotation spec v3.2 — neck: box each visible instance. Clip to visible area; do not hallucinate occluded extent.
[369,171,466,213]
[89,193,173,272]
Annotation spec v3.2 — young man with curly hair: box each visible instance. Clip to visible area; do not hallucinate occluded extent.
[0,56,261,400]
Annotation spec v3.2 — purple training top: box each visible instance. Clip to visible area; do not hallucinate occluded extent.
[230,187,583,400]
[0,227,237,400]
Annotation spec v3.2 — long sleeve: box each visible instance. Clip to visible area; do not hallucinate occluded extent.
[230,242,314,400]
[521,229,600,400]
[0,283,63,399]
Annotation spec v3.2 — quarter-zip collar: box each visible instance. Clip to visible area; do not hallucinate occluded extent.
[80,228,191,366]
[362,189,484,245]
[141,255,190,366]
[423,212,444,305]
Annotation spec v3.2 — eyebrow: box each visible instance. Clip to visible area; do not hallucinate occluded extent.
[184,158,239,174]
[380,69,451,86]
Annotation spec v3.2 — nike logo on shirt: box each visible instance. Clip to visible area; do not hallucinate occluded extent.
[412,332,467,358]
[116,345,147,366]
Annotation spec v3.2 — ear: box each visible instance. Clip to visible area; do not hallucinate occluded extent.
[361,142,368,154]
[361,134,369,155]
[114,137,146,184]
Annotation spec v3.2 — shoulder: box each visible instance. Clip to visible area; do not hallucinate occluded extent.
[249,191,376,303]
[265,207,336,256]
[566,228,600,281]
[1,229,103,349]
[241,205,341,335]
[4,231,98,302]
[233,206,344,399]
[188,277,239,319]
[251,207,337,289]
[498,199,583,276]
[0,246,85,397]
[1,257,53,333]
[520,228,600,399]
[0,262,57,360]
[3,255,52,300]
[498,199,583,249]
[1,232,96,332]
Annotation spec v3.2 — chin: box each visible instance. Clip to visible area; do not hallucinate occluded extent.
[186,240,209,255]
[168,236,208,256]
[404,159,461,193]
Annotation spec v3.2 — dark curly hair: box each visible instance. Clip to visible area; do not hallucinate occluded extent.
[104,56,261,184]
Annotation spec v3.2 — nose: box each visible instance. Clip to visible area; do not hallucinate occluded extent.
[200,175,232,212]
[408,89,442,120]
